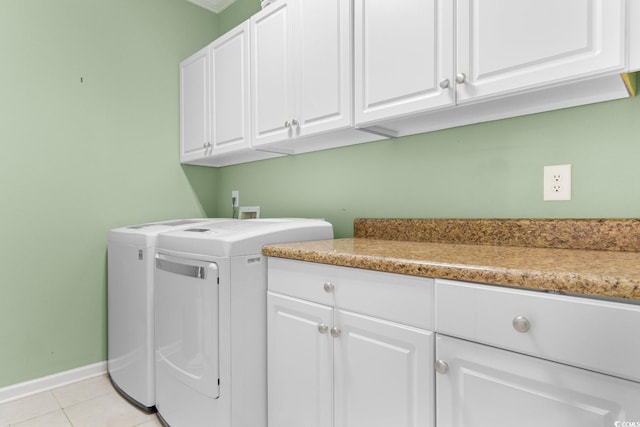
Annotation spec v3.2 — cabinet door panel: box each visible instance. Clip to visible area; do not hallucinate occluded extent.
[436,335,640,427]
[211,22,250,154]
[296,0,351,137]
[335,310,435,427]
[456,0,626,103]
[180,47,209,162]
[251,1,294,146]
[354,0,454,125]
[267,292,333,427]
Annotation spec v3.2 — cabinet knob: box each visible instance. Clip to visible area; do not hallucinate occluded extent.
[317,323,328,334]
[455,73,467,84]
[439,79,450,89]
[323,282,334,293]
[284,120,291,128]
[330,327,341,338]
[291,119,299,127]
[434,360,449,374]
[512,316,530,333]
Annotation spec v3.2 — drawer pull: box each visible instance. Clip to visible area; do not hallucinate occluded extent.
[330,327,341,338]
[512,316,531,333]
[434,360,449,374]
[323,282,334,293]
[317,324,328,334]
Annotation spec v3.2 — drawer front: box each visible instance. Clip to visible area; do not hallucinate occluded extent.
[268,258,434,330]
[435,279,640,382]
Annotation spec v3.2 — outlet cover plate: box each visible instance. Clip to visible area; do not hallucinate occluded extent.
[544,164,571,201]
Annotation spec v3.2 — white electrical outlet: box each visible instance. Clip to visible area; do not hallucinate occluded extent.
[543,164,571,201]
[232,190,239,207]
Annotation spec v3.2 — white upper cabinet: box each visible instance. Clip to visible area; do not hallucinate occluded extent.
[267,292,333,427]
[632,0,640,70]
[251,1,294,146]
[354,0,454,125]
[210,20,251,155]
[295,0,351,137]
[180,46,210,164]
[354,0,632,133]
[251,0,353,148]
[180,21,283,166]
[181,0,637,166]
[456,0,627,104]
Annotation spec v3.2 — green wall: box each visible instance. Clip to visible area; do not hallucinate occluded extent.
[215,97,640,237]
[218,0,260,33]
[215,0,640,238]
[0,0,218,387]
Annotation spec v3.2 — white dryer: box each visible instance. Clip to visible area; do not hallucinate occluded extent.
[153,219,333,427]
[107,218,232,410]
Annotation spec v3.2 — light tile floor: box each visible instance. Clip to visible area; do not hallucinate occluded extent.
[0,375,161,427]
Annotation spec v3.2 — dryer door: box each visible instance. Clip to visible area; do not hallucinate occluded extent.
[155,253,220,399]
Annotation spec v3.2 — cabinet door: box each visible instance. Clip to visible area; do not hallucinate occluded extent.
[456,0,626,104]
[295,0,352,138]
[334,310,435,427]
[180,46,209,163]
[251,1,295,147]
[267,292,333,427]
[436,334,640,427]
[210,21,251,155]
[354,0,454,126]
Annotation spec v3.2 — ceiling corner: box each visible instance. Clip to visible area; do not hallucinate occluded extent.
[186,0,237,14]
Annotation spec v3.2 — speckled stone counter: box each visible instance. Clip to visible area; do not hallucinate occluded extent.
[263,219,640,301]
[354,218,640,252]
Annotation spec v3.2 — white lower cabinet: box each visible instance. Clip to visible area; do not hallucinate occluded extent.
[267,293,333,427]
[334,310,434,427]
[267,258,435,427]
[436,335,640,427]
[435,279,640,427]
[267,262,640,427]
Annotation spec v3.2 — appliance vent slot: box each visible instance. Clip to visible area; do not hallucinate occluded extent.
[185,228,210,233]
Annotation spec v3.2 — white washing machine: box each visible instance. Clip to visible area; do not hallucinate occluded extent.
[107,218,233,410]
[153,219,333,427]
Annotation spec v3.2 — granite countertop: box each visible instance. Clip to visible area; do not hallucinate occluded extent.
[263,219,640,301]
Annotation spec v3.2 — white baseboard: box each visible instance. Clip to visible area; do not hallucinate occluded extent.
[0,361,107,404]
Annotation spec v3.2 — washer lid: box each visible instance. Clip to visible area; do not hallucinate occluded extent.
[127,219,202,229]
[108,219,233,246]
[156,218,333,257]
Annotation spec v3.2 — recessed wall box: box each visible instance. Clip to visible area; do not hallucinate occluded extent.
[239,206,260,219]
